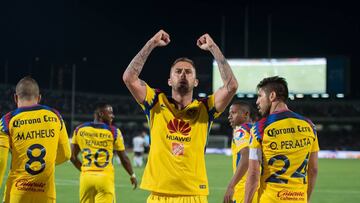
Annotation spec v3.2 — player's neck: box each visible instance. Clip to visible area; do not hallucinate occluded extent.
[171,90,193,110]
[94,119,102,123]
[270,101,288,114]
[94,119,109,125]
[17,100,38,108]
[233,119,251,129]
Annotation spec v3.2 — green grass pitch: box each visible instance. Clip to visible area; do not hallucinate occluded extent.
[1,154,360,202]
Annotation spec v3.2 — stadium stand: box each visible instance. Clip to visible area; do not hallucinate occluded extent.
[1,84,359,150]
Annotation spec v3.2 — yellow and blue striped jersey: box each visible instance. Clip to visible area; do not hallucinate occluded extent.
[139,84,222,196]
[0,104,69,199]
[250,110,319,202]
[231,123,252,187]
[72,122,125,174]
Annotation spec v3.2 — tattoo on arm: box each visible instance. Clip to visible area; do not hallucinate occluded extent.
[225,76,234,92]
[217,57,235,92]
[125,42,154,79]
[220,58,227,65]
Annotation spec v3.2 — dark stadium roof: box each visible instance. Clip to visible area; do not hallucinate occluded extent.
[0,1,359,98]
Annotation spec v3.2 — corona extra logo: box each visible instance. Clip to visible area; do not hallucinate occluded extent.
[167,118,191,136]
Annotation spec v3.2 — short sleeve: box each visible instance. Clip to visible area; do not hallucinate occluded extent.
[0,132,9,149]
[311,135,320,152]
[71,128,78,144]
[114,128,125,151]
[139,84,158,112]
[0,114,11,148]
[249,126,262,149]
[202,94,222,120]
[58,119,69,144]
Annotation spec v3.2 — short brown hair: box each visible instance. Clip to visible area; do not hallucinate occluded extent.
[15,76,40,100]
[257,76,288,102]
[94,102,111,114]
[231,100,259,122]
[171,57,196,73]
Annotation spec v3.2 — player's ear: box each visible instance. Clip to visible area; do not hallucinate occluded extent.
[244,111,249,118]
[194,78,199,87]
[13,94,18,105]
[168,78,172,87]
[37,94,42,103]
[269,91,277,102]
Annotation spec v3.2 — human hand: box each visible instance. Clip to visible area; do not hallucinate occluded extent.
[223,186,234,203]
[130,176,138,190]
[197,33,216,51]
[149,29,170,47]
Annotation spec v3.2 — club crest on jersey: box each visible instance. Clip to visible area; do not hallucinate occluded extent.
[167,118,191,136]
[172,142,184,155]
[234,130,245,140]
[234,131,247,146]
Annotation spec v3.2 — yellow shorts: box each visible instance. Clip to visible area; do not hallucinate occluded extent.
[233,186,258,203]
[79,172,115,203]
[3,193,55,203]
[259,188,306,203]
[3,182,55,203]
[147,193,208,203]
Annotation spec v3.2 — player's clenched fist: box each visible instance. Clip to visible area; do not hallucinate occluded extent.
[197,33,216,51]
[149,29,170,47]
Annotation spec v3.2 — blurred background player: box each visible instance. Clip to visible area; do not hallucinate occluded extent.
[70,103,137,203]
[132,130,146,167]
[122,29,238,203]
[142,129,150,163]
[0,76,70,203]
[245,76,319,203]
[224,101,258,203]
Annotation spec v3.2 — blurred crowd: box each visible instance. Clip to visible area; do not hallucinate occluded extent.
[1,84,360,151]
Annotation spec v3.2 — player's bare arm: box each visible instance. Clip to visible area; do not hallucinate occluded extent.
[307,151,319,202]
[123,29,170,103]
[223,147,249,203]
[244,160,260,203]
[70,144,82,171]
[117,150,138,189]
[197,33,238,112]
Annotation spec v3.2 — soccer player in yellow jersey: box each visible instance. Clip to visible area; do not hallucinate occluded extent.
[0,76,71,203]
[224,101,258,203]
[70,103,137,203]
[244,76,319,203]
[123,30,238,203]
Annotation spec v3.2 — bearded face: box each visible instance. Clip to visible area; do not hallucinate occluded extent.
[168,61,198,95]
[256,88,271,117]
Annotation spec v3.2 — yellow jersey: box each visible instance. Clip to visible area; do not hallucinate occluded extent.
[231,123,252,188]
[71,122,125,174]
[0,104,69,199]
[250,110,320,203]
[139,84,222,195]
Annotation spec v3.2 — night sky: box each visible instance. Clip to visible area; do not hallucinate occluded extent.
[1,1,359,98]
